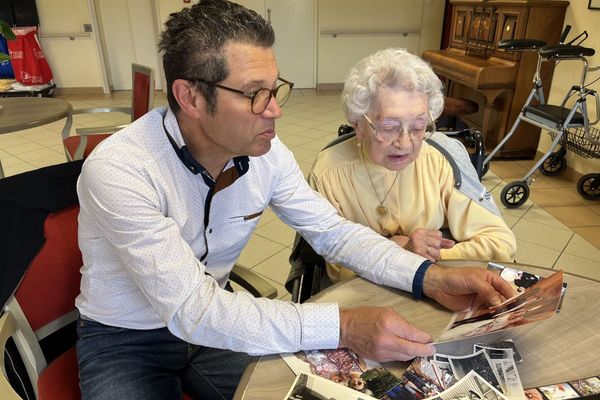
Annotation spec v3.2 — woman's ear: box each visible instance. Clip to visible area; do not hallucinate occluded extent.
[353,121,366,140]
[172,79,206,118]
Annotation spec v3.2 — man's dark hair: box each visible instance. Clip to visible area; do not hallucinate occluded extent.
[158,0,275,114]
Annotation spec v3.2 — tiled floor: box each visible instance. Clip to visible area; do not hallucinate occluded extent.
[1,89,598,301]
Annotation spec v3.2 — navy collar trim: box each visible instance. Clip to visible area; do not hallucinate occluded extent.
[162,114,249,188]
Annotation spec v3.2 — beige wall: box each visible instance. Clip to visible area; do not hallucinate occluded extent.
[317,0,444,85]
[33,0,443,89]
[538,2,600,175]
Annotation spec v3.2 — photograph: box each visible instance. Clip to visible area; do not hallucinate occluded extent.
[361,367,405,399]
[435,370,508,400]
[474,340,522,363]
[285,373,378,400]
[589,0,600,10]
[523,388,544,400]
[473,345,514,361]
[488,263,541,293]
[537,383,581,400]
[568,376,600,397]
[281,348,377,395]
[448,350,502,394]
[432,359,458,390]
[401,356,445,398]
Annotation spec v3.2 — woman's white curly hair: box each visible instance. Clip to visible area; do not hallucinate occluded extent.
[341,48,444,124]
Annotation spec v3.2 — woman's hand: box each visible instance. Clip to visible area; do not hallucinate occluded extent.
[390,228,455,261]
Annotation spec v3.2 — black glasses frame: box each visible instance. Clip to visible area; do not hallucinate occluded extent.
[186,77,294,114]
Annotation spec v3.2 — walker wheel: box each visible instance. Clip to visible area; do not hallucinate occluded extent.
[501,181,530,208]
[577,173,600,200]
[539,153,567,176]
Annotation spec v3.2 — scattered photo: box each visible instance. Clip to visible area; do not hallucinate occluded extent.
[523,388,544,400]
[497,361,525,400]
[434,370,508,400]
[568,376,600,397]
[448,350,502,393]
[360,368,405,399]
[284,372,378,400]
[281,348,377,396]
[537,383,580,400]
[401,357,445,398]
[431,358,457,390]
[474,340,522,363]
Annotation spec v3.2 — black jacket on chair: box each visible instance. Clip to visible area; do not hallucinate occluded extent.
[0,160,83,307]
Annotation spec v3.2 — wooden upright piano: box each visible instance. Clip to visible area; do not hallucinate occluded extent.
[423,0,569,159]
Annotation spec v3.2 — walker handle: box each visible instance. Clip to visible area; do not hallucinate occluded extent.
[559,25,571,44]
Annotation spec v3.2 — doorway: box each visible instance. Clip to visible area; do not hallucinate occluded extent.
[91,0,162,91]
[234,0,315,88]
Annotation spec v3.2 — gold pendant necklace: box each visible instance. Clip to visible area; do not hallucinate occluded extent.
[363,159,400,217]
[376,204,388,216]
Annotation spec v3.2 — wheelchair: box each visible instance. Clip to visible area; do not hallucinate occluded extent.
[482,26,600,208]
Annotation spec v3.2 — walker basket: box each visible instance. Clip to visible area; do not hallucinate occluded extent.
[548,125,600,159]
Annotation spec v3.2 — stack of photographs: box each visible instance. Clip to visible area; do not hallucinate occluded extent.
[436,270,564,343]
[397,339,523,400]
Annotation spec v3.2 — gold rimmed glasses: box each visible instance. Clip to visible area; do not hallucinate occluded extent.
[363,113,435,143]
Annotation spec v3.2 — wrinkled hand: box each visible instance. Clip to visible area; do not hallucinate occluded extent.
[339,307,434,362]
[391,228,454,261]
[423,264,516,311]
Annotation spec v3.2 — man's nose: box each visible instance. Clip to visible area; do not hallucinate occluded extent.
[262,95,282,119]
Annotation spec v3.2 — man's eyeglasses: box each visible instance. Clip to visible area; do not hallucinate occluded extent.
[363,114,435,143]
[188,77,294,115]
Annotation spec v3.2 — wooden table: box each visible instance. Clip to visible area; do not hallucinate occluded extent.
[234,260,600,399]
[0,97,72,178]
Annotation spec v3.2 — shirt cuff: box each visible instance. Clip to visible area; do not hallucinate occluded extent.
[412,260,433,300]
[299,302,340,350]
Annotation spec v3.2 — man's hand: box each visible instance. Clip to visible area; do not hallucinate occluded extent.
[338,307,434,362]
[423,264,516,311]
[390,228,454,262]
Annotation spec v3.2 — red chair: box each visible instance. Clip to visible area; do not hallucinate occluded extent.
[62,63,155,161]
[0,162,275,399]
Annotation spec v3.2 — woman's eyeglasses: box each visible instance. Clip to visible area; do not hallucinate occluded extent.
[363,114,435,143]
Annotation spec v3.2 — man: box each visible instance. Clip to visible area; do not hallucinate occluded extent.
[75,1,514,399]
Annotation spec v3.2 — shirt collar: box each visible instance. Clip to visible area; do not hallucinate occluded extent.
[162,108,250,188]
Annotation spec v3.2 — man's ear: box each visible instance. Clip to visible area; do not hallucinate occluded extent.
[172,79,206,118]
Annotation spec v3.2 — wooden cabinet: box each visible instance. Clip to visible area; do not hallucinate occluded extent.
[424,0,569,159]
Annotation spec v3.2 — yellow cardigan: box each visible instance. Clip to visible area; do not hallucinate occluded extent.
[309,136,517,282]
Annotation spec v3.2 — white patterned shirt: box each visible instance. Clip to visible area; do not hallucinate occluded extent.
[75,107,427,355]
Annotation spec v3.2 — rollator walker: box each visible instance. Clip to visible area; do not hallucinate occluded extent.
[482,26,600,208]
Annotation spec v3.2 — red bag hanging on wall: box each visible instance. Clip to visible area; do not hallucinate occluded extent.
[7,26,53,85]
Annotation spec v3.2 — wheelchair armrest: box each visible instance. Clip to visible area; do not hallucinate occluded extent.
[286,234,327,303]
[498,39,546,51]
[230,264,277,299]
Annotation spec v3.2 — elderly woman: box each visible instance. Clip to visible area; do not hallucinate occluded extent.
[309,48,516,282]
